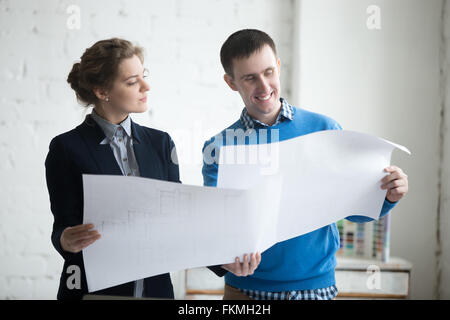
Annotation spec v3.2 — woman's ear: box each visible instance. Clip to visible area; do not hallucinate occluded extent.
[93,87,109,101]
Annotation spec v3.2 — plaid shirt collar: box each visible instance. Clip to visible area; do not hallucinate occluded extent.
[239,97,294,131]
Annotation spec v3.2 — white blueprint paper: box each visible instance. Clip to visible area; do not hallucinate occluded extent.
[83,130,410,293]
[218,130,410,244]
[82,174,281,292]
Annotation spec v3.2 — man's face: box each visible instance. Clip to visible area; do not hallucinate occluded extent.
[224,45,281,124]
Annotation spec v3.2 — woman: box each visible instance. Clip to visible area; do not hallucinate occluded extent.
[45,38,179,300]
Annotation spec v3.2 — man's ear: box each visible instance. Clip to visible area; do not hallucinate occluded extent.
[277,58,281,76]
[93,87,109,101]
[224,73,238,91]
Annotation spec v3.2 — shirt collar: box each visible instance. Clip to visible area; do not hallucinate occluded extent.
[240,97,294,131]
[90,109,132,142]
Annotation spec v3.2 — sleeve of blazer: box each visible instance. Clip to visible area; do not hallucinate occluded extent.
[166,134,181,183]
[207,265,228,277]
[45,136,81,261]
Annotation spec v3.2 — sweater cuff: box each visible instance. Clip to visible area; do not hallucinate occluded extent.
[380,198,398,218]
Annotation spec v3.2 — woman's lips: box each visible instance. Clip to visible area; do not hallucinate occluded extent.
[139,97,147,103]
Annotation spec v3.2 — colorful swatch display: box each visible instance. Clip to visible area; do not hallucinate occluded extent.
[336,215,390,262]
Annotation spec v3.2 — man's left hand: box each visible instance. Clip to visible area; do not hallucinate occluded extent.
[381,165,409,203]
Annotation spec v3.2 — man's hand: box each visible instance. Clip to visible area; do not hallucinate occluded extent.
[381,165,408,203]
[221,252,261,277]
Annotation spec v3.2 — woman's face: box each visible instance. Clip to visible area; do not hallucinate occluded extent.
[103,54,150,118]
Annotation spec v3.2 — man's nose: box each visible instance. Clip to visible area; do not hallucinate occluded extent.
[257,77,271,93]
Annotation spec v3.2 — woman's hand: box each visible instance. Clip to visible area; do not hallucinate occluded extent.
[60,224,101,253]
[221,252,261,276]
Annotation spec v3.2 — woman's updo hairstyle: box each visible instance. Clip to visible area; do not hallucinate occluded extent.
[67,38,144,106]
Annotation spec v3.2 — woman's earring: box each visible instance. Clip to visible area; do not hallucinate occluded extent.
[105,97,110,102]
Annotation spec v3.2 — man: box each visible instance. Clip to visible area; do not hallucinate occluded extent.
[202,29,408,300]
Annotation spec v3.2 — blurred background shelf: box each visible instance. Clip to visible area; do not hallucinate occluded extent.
[182,256,412,300]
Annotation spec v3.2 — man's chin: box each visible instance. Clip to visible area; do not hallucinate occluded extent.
[247,106,279,120]
[255,102,280,115]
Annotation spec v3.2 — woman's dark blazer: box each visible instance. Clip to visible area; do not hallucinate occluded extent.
[45,115,180,300]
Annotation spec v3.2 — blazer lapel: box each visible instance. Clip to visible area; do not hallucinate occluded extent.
[78,115,123,175]
[131,120,163,180]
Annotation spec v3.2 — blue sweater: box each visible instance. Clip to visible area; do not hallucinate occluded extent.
[202,105,397,291]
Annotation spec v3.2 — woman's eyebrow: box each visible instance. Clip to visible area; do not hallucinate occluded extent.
[123,74,138,81]
[123,69,146,81]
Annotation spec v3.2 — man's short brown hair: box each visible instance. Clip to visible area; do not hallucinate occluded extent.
[220,29,277,77]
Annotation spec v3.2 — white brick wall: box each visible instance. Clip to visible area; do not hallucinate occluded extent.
[4,0,447,301]
[0,0,294,299]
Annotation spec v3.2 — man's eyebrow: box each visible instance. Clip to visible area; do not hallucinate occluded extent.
[240,67,275,80]
[240,73,255,80]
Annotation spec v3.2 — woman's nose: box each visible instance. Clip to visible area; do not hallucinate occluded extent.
[141,79,150,92]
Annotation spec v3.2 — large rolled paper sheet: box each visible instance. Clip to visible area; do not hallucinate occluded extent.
[83,130,410,292]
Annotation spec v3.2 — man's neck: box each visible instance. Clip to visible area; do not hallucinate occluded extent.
[247,102,282,126]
